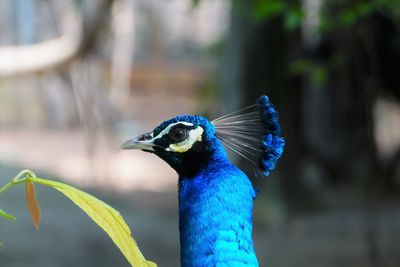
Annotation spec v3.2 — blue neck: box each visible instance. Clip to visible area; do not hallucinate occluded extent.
[178,159,259,267]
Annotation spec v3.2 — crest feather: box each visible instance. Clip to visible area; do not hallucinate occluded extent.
[212,95,285,176]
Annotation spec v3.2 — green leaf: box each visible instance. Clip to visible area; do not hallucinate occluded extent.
[340,9,357,26]
[29,177,156,267]
[284,8,304,31]
[0,209,16,220]
[312,66,328,86]
[356,3,373,17]
[253,0,285,20]
[290,59,312,75]
[192,0,200,8]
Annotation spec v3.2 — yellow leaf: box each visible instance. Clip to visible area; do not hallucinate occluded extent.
[25,181,41,231]
[144,261,157,267]
[29,177,156,267]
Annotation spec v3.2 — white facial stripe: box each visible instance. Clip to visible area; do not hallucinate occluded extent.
[167,127,204,153]
[153,121,194,140]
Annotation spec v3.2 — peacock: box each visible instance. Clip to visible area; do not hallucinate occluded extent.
[121,95,285,267]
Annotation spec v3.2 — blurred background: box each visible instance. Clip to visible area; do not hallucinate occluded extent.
[0,0,399,266]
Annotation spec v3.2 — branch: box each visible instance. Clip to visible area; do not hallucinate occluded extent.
[0,37,79,77]
[0,0,113,78]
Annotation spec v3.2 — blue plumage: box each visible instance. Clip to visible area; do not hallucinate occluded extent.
[256,95,285,175]
[261,133,285,175]
[179,160,258,266]
[121,95,284,266]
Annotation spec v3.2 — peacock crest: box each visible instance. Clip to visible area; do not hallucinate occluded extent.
[212,95,285,176]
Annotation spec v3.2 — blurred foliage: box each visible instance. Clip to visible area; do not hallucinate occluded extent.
[252,0,304,31]
[321,0,400,30]
[252,0,286,20]
[191,0,200,8]
[290,59,328,86]
[250,0,400,31]
[246,0,400,87]
[290,54,344,86]
[193,0,400,89]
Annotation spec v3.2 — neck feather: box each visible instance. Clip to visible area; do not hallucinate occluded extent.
[178,160,259,267]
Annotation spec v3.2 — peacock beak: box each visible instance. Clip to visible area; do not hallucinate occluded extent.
[120,132,156,151]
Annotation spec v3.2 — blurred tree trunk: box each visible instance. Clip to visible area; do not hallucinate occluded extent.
[220,1,318,217]
[311,6,400,267]
[310,3,400,192]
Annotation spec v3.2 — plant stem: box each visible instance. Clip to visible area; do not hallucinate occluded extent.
[0,169,35,195]
[0,181,15,195]
[13,169,36,182]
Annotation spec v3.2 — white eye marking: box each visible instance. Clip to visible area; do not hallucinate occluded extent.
[166,127,204,153]
[145,121,200,152]
[154,121,194,140]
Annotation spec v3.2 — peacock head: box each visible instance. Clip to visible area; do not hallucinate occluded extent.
[121,95,285,177]
[120,115,227,177]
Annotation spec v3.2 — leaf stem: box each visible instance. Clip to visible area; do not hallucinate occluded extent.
[13,169,36,182]
[0,181,14,195]
[0,169,36,195]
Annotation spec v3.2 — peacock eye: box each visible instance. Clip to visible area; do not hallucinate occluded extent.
[169,127,188,142]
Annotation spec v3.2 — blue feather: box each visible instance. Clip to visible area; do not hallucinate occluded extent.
[256,96,285,175]
[256,95,281,135]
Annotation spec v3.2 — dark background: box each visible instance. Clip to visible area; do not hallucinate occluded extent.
[0,0,399,266]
